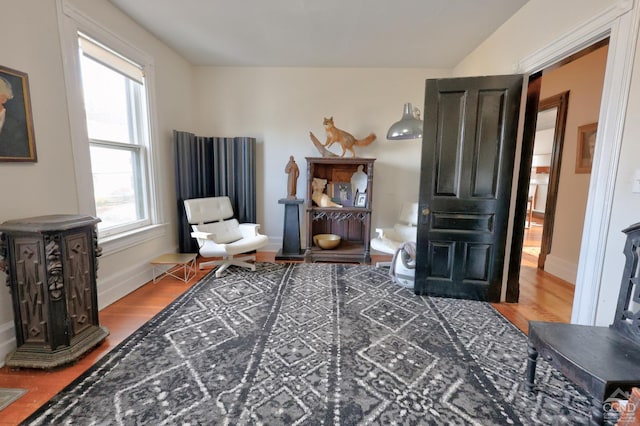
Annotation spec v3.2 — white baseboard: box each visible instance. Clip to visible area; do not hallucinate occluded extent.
[266,235,282,252]
[0,321,16,368]
[97,261,157,310]
[544,254,578,284]
[0,264,159,367]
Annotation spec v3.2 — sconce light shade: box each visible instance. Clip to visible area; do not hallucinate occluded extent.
[386,102,423,140]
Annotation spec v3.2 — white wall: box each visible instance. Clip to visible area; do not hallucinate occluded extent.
[0,0,77,359]
[454,0,619,76]
[599,34,640,324]
[0,0,194,363]
[192,67,450,246]
[454,0,640,325]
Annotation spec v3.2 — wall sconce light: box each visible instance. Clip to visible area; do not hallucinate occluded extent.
[386,102,423,140]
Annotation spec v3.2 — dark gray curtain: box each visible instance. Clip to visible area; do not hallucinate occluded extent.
[173,130,257,253]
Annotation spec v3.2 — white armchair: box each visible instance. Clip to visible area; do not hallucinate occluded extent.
[370,202,419,267]
[183,196,269,277]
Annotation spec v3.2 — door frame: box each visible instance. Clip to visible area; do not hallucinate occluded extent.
[506,1,639,324]
[505,74,541,302]
[536,91,570,270]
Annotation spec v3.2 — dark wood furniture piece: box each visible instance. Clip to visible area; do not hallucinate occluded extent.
[304,157,375,264]
[0,215,109,368]
[525,222,640,425]
[276,198,304,260]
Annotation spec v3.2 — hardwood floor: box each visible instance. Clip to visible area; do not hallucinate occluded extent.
[491,217,574,333]
[0,238,573,425]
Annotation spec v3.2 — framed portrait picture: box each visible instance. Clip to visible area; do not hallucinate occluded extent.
[576,122,597,174]
[354,191,367,208]
[0,65,37,162]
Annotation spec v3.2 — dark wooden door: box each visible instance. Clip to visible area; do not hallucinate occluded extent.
[414,75,523,302]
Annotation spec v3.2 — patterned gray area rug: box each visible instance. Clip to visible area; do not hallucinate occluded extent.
[26,263,590,425]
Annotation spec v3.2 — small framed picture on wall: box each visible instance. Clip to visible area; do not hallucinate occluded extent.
[576,122,597,174]
[0,65,37,162]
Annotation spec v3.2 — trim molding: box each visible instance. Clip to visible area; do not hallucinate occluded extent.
[100,223,168,256]
[97,256,158,310]
[56,0,165,235]
[0,321,16,368]
[517,0,640,325]
[516,0,632,73]
[544,255,578,285]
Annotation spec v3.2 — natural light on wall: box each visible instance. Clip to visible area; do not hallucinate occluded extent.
[78,33,151,237]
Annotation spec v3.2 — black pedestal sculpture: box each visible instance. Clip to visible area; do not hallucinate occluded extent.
[276,198,304,260]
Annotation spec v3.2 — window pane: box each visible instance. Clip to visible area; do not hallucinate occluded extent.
[80,54,136,143]
[90,144,145,231]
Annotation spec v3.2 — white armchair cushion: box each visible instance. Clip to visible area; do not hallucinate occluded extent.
[398,203,420,226]
[194,219,243,244]
[372,227,403,254]
[238,223,261,238]
[184,196,234,223]
[393,224,417,243]
[371,202,419,257]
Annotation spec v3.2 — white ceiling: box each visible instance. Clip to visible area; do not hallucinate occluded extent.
[108,0,529,68]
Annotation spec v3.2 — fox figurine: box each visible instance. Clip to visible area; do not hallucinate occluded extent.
[321,117,376,157]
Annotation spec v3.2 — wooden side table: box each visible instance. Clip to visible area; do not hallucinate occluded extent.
[0,214,109,369]
[151,253,197,283]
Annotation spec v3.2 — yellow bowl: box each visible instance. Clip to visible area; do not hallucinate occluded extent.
[313,233,341,250]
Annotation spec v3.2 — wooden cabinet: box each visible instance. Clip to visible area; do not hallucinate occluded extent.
[0,215,109,368]
[304,157,375,263]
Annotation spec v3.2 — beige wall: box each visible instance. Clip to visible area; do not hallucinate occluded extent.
[0,0,194,361]
[454,0,619,76]
[0,0,76,349]
[192,67,449,241]
[539,45,608,282]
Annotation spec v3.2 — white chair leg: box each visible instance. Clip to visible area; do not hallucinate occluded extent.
[215,262,232,278]
[375,261,392,268]
[228,254,257,271]
[230,259,257,271]
[212,254,258,277]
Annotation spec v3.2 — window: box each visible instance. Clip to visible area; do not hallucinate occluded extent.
[77,34,152,237]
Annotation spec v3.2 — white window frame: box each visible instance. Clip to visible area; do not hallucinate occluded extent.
[57,0,165,255]
[80,33,152,237]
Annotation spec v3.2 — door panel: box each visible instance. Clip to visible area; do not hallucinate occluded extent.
[435,92,465,196]
[465,243,491,281]
[415,75,523,302]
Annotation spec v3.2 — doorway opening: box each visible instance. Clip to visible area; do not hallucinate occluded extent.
[515,39,610,324]
[523,91,569,267]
